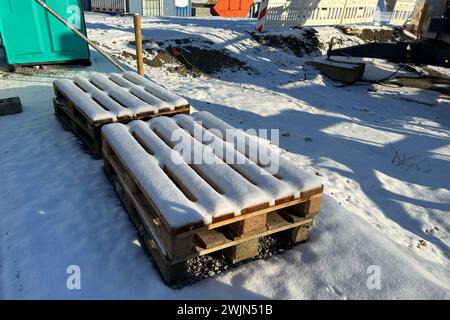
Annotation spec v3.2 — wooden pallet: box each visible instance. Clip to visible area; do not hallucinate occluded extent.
[101,112,324,285]
[103,155,318,284]
[54,98,104,158]
[53,72,190,159]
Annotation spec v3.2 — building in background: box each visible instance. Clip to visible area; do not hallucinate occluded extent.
[88,0,192,16]
[82,0,92,10]
[191,0,214,17]
[91,0,128,13]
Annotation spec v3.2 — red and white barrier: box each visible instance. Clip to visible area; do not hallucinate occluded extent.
[256,0,270,32]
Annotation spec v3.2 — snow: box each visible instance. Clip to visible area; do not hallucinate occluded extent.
[107,112,321,229]
[190,111,323,193]
[102,121,206,229]
[54,71,189,123]
[175,113,316,200]
[73,76,134,119]
[122,71,189,108]
[107,73,172,111]
[314,60,362,70]
[129,120,238,223]
[53,78,116,122]
[150,116,273,215]
[0,13,449,299]
[89,73,156,114]
[103,110,321,228]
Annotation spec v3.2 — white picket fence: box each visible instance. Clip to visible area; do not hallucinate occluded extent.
[258,0,380,31]
[389,0,417,26]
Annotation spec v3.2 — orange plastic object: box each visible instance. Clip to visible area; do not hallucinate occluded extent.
[211,0,254,17]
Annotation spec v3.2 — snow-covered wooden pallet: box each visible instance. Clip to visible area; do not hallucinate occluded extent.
[101,112,323,284]
[53,71,190,158]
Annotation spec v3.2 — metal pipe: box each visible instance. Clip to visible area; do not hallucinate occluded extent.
[34,0,126,72]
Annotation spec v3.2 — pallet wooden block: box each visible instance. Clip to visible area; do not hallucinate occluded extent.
[101,111,324,284]
[53,71,190,158]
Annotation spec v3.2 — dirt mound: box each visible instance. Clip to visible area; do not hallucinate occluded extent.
[122,49,189,76]
[125,39,252,77]
[340,27,403,43]
[251,29,320,57]
[175,45,249,75]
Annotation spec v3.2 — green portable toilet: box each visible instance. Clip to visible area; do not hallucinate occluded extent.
[0,0,90,70]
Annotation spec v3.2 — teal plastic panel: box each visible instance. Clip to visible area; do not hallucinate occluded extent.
[0,0,90,66]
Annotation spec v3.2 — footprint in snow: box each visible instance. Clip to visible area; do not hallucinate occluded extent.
[16,284,24,294]
[326,285,347,300]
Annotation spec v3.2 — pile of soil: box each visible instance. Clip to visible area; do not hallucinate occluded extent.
[176,45,250,75]
[251,28,320,57]
[122,49,189,76]
[125,39,252,77]
[340,27,403,43]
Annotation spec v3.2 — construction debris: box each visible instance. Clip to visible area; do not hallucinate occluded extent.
[308,60,366,84]
[0,97,22,116]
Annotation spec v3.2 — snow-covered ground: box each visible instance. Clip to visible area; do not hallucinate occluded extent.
[0,14,449,299]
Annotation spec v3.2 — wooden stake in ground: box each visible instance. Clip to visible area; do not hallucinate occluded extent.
[416,4,429,40]
[133,14,145,76]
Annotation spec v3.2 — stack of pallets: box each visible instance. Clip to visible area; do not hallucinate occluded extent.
[101,111,324,285]
[53,71,190,158]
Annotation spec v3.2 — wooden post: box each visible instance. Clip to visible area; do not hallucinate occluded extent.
[416,4,428,40]
[224,214,267,263]
[133,14,145,76]
[283,222,313,243]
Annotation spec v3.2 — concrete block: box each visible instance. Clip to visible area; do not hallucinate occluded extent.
[308,60,366,84]
[0,97,22,116]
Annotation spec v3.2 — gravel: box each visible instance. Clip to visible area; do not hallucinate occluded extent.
[172,235,299,289]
